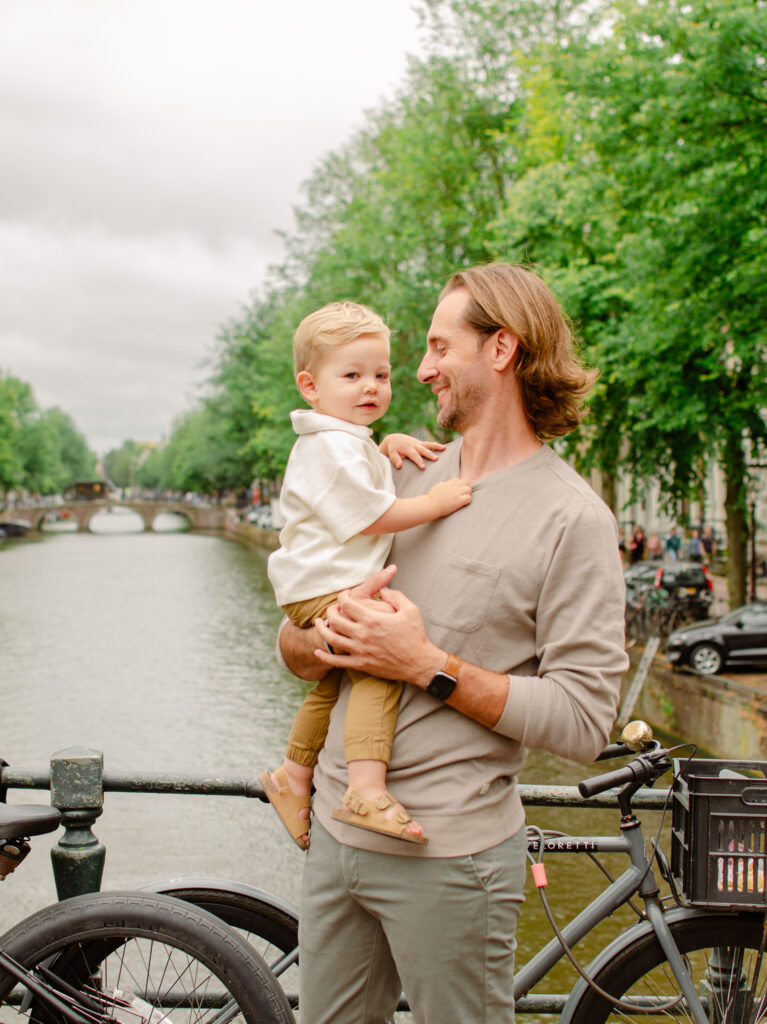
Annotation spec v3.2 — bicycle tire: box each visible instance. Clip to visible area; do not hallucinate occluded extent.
[565,910,767,1023]
[0,890,293,1024]
[149,882,299,1011]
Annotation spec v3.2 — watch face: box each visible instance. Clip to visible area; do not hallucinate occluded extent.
[427,671,457,701]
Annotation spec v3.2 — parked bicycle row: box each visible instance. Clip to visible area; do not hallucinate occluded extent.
[624,561,715,646]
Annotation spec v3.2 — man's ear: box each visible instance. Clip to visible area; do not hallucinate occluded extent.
[296,370,318,405]
[491,329,519,372]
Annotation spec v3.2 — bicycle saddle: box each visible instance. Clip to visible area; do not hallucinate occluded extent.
[0,804,61,839]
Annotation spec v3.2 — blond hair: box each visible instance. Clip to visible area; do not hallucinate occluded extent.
[441,264,596,440]
[293,302,390,375]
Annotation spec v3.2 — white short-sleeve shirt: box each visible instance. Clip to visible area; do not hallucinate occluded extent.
[267,409,396,605]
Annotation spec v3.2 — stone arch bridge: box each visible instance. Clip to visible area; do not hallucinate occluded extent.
[6,499,228,534]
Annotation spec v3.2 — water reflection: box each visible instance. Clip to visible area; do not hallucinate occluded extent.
[153,511,192,532]
[89,508,145,533]
[40,514,78,534]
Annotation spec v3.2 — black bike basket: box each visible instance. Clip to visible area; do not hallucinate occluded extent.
[671,758,767,910]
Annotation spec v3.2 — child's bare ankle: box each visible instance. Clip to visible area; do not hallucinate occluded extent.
[347,758,388,798]
[281,759,314,796]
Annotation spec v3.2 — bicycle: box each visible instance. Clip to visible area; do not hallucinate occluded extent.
[625,582,666,644]
[625,583,712,652]
[0,802,293,1024]
[149,723,767,1022]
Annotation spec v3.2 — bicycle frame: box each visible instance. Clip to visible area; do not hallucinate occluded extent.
[515,826,709,1023]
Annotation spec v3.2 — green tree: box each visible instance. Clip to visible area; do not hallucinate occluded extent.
[104,441,141,490]
[0,374,61,495]
[134,445,168,491]
[42,407,98,488]
[481,0,766,603]
[0,374,26,492]
[563,0,767,604]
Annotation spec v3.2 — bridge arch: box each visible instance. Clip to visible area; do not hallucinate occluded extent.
[4,500,210,534]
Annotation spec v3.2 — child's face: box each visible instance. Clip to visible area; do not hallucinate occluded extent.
[297,333,392,427]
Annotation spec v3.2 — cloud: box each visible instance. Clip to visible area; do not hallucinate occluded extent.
[0,0,424,453]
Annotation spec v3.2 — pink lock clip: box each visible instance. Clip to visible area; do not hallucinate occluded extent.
[531,862,548,888]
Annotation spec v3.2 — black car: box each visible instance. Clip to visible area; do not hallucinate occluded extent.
[666,601,767,675]
[624,561,714,623]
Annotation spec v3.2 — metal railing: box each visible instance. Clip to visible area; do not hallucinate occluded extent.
[0,745,669,901]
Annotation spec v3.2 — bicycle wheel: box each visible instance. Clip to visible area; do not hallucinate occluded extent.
[566,911,767,1023]
[0,891,293,1024]
[150,883,299,1012]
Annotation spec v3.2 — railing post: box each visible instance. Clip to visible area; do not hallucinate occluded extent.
[50,746,106,899]
[701,948,751,1024]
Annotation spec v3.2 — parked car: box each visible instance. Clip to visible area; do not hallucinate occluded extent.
[666,601,767,675]
[624,561,714,626]
[246,504,273,529]
[624,560,714,598]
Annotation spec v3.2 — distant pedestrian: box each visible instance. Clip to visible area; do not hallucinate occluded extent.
[687,528,703,562]
[665,527,681,561]
[629,525,646,564]
[701,525,717,560]
[646,532,663,561]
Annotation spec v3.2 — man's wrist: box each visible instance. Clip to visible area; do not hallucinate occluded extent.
[411,644,448,689]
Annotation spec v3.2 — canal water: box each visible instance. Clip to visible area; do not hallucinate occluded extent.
[0,518,649,1019]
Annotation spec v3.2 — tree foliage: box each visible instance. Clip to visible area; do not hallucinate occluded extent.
[144,0,765,601]
[0,373,97,495]
[489,0,767,600]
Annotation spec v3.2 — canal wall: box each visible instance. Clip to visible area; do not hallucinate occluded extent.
[624,646,767,760]
[223,511,280,550]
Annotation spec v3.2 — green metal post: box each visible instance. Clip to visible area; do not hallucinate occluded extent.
[49,746,106,899]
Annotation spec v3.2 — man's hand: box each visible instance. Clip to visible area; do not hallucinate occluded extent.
[332,564,399,615]
[314,568,444,687]
[278,565,401,680]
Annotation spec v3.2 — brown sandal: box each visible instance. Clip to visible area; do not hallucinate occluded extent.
[259,768,311,850]
[331,790,428,844]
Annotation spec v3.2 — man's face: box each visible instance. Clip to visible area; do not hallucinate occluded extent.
[418,288,491,432]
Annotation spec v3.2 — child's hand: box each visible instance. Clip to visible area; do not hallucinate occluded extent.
[429,478,472,517]
[380,433,446,470]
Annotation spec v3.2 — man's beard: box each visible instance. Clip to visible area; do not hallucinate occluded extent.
[435,374,488,432]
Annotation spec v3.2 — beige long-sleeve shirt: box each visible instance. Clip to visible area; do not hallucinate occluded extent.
[312,441,629,857]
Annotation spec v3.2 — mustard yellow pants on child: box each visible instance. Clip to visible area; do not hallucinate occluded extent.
[282,591,402,766]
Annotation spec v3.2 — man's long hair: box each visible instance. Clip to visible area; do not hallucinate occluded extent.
[441,264,595,440]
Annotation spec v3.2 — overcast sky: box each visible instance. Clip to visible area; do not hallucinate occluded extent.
[1,1,426,455]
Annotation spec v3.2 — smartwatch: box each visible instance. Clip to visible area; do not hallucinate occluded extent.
[426,654,462,702]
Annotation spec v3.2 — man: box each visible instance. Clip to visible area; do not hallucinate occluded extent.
[279,263,628,1023]
[701,525,717,560]
[665,526,682,561]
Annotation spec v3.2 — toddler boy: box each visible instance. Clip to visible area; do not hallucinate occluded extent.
[260,301,471,848]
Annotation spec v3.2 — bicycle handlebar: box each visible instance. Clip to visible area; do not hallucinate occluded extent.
[594,742,632,762]
[578,750,670,799]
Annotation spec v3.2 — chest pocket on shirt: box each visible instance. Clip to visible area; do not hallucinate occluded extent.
[424,554,500,633]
